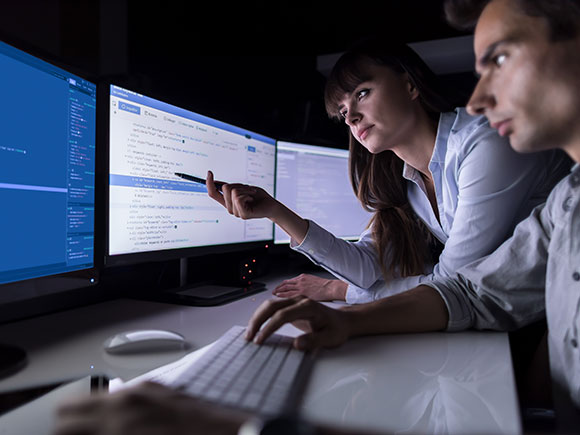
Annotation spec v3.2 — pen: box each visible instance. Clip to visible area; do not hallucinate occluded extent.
[175,172,225,192]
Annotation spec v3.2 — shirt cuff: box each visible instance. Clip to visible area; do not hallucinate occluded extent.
[423,280,473,332]
[290,220,333,259]
[345,284,375,304]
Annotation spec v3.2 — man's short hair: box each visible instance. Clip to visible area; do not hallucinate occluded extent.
[444,0,580,41]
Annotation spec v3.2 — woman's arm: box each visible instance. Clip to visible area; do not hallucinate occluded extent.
[206,170,386,301]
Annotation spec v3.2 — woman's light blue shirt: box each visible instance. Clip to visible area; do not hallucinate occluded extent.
[291,108,569,304]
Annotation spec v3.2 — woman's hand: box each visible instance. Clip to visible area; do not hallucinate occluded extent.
[273,274,348,301]
[206,170,277,220]
[245,296,352,351]
[206,170,309,243]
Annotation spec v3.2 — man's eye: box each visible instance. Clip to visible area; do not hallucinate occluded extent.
[493,54,507,67]
[339,110,347,119]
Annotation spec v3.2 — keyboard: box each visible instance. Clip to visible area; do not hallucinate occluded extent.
[171,325,315,415]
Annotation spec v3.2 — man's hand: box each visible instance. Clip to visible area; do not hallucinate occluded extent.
[245,296,351,351]
[247,285,449,350]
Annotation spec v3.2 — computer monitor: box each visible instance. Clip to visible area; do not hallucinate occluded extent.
[274,141,371,244]
[106,85,275,300]
[0,39,98,376]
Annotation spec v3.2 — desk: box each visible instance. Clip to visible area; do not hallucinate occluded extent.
[0,272,522,434]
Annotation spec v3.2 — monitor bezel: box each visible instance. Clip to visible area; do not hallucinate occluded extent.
[0,33,101,324]
[103,82,275,268]
[0,271,99,325]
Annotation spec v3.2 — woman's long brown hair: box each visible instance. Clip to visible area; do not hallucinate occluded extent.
[324,38,464,279]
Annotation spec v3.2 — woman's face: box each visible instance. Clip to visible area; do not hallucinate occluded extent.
[337,63,419,154]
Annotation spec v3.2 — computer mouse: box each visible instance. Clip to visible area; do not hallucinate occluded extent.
[103,329,186,354]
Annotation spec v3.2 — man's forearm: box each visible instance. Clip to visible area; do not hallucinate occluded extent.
[342,285,449,337]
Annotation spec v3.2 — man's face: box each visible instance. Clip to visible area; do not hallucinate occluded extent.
[467,0,580,158]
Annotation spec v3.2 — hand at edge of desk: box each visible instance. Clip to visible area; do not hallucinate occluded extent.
[53,381,247,435]
[245,296,350,351]
[53,381,386,435]
[273,274,348,301]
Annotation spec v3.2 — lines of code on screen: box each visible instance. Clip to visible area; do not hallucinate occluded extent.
[0,41,96,284]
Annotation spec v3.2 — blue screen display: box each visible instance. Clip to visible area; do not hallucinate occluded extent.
[0,41,96,284]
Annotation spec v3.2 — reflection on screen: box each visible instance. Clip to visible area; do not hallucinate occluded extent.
[0,40,96,286]
[108,85,275,256]
[274,141,371,244]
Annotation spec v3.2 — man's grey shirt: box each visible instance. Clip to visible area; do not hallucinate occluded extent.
[428,164,580,408]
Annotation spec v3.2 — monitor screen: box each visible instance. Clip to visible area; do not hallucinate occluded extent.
[0,39,98,317]
[274,141,371,244]
[107,85,276,264]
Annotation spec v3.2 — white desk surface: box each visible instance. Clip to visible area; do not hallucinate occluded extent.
[0,272,522,434]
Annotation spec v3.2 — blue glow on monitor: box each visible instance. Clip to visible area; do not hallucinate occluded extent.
[0,40,97,285]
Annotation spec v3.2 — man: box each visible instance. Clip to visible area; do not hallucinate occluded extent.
[53,0,580,433]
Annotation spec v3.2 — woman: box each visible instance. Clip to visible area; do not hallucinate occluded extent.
[207,38,568,304]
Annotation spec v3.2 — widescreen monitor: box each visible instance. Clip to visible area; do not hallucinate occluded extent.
[274,141,371,244]
[0,38,98,375]
[107,85,276,266]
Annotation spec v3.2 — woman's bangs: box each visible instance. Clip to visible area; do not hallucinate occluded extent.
[324,55,369,119]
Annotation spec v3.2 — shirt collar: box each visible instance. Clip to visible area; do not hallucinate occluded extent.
[430,111,456,165]
[402,110,457,181]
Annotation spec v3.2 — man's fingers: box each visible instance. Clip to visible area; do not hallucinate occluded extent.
[245,297,302,341]
[294,332,319,351]
[254,298,318,344]
[245,298,295,340]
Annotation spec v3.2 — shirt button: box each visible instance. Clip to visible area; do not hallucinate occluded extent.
[574,272,580,281]
[308,249,314,255]
[570,173,580,187]
[562,196,573,212]
[572,338,578,348]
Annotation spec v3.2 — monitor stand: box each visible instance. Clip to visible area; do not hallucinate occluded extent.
[156,258,266,307]
[0,344,27,379]
[169,281,266,306]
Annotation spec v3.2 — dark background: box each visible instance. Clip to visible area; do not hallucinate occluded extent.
[1,0,471,150]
